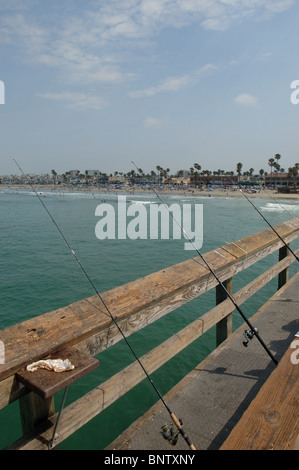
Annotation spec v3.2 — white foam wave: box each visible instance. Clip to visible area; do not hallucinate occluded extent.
[260,202,299,213]
[129,200,157,205]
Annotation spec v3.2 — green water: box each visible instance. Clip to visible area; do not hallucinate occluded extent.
[0,189,298,449]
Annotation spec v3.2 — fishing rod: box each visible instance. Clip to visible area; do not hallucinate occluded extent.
[261,186,299,220]
[13,159,196,451]
[131,162,278,366]
[240,189,299,263]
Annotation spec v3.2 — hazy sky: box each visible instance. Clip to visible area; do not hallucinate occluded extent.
[1,0,299,176]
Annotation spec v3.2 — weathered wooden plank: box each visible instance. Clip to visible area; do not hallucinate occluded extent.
[0,220,298,396]
[278,245,289,289]
[220,337,299,450]
[7,252,299,450]
[0,375,27,410]
[16,348,99,399]
[216,278,233,346]
[0,247,229,382]
[221,219,299,259]
[7,315,209,450]
[19,393,55,437]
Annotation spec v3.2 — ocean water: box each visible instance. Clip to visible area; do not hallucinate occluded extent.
[0,188,298,449]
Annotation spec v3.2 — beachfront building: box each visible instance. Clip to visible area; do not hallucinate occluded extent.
[265,172,299,191]
[190,172,238,187]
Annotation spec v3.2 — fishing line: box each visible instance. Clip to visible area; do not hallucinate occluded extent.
[131,162,278,366]
[261,186,298,220]
[13,159,196,450]
[226,177,299,262]
[240,189,299,263]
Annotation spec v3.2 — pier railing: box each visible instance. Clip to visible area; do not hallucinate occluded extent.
[1,219,299,450]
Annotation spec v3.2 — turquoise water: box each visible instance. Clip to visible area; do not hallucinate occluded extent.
[0,188,298,449]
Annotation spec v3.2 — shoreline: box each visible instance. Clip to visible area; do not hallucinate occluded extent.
[2,184,299,201]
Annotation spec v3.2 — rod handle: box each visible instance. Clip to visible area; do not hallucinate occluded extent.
[170,412,196,451]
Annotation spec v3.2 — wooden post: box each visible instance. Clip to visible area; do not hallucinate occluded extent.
[216,278,233,347]
[19,392,55,436]
[278,245,289,289]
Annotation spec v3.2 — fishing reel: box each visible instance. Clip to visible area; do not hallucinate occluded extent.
[160,421,182,446]
[243,327,258,347]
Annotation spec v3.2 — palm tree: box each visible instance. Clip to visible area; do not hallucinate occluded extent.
[194,163,201,172]
[274,162,280,173]
[268,158,275,175]
[274,154,281,166]
[156,165,163,184]
[163,168,170,180]
[192,164,201,185]
[236,163,243,182]
[288,166,298,189]
[51,169,57,185]
[176,170,184,178]
[84,170,91,185]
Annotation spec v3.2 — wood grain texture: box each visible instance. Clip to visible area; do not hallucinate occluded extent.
[15,348,99,399]
[7,263,299,450]
[220,340,299,450]
[0,220,298,410]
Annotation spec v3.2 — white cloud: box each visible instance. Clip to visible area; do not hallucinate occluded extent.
[129,64,219,98]
[0,0,295,95]
[0,1,295,62]
[37,91,105,110]
[129,74,191,98]
[144,116,163,128]
[234,93,258,107]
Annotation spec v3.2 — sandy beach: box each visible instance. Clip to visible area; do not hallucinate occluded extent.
[3,184,299,201]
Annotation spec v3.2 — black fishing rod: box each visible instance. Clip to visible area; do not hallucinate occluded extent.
[131,162,278,366]
[261,186,298,220]
[240,189,299,263]
[13,159,196,451]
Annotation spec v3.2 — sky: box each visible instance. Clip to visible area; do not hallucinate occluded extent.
[1,0,299,177]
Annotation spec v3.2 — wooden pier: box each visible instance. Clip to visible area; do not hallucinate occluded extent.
[108,272,299,450]
[0,219,298,450]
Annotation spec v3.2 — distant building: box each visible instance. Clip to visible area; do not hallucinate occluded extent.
[68,170,80,178]
[108,175,126,183]
[265,173,299,188]
[171,177,190,185]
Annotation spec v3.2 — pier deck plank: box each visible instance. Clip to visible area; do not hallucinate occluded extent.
[220,336,299,450]
[107,272,299,451]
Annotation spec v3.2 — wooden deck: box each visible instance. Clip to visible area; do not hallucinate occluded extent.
[220,335,299,450]
[107,273,299,450]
